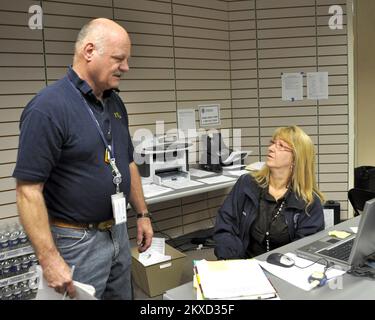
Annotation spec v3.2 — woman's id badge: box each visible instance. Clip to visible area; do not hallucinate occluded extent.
[111,192,127,224]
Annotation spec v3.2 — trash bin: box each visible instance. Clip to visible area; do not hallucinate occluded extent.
[354,166,375,192]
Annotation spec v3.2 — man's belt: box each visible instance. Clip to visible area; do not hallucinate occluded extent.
[49,217,115,231]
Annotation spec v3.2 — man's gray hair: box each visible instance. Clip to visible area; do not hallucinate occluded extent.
[74,20,106,55]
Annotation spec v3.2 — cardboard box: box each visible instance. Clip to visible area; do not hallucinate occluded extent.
[131,244,186,297]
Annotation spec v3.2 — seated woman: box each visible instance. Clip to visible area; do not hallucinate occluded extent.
[214,125,325,259]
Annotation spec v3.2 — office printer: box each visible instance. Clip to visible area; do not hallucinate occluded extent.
[134,135,191,186]
[199,132,249,173]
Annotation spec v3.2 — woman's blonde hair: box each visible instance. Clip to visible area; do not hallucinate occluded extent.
[252,125,325,207]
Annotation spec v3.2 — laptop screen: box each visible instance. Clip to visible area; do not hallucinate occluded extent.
[349,198,375,267]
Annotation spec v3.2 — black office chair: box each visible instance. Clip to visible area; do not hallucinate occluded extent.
[348,188,375,216]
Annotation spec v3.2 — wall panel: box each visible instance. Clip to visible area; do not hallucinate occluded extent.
[0,1,45,220]
[0,0,352,234]
[229,0,258,164]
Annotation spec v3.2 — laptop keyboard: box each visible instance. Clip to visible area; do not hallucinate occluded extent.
[319,238,355,262]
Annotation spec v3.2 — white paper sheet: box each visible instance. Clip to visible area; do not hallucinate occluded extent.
[35,265,97,300]
[323,208,334,229]
[197,175,236,185]
[138,237,172,267]
[36,281,97,300]
[223,170,249,177]
[142,183,173,198]
[145,237,165,255]
[350,227,358,234]
[199,104,221,126]
[139,251,171,267]
[307,72,329,100]
[258,253,346,291]
[221,151,248,165]
[281,73,303,101]
[189,168,215,178]
[161,179,204,189]
[177,109,197,138]
[222,164,245,171]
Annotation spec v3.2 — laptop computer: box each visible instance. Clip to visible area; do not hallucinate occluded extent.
[296,198,375,270]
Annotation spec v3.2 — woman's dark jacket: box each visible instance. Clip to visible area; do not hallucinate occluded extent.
[213,174,324,260]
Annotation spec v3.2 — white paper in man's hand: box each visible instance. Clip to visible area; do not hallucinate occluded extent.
[35,265,96,300]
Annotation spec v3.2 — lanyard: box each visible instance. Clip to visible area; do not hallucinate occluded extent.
[67,79,114,155]
[261,188,288,252]
[67,78,122,193]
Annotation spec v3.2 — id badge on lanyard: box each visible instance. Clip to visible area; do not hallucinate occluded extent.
[109,157,127,225]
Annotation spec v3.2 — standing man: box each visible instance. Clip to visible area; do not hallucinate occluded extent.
[13,18,153,299]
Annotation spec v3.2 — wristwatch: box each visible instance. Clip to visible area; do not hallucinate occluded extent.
[136,212,152,219]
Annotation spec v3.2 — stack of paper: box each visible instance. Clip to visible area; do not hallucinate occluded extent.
[222,165,249,177]
[142,183,172,198]
[139,251,171,267]
[161,179,203,190]
[193,259,277,300]
[138,237,171,267]
[222,164,245,171]
[189,168,215,178]
[197,175,236,185]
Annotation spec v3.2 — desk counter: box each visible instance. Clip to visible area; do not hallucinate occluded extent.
[164,216,375,300]
[144,173,238,205]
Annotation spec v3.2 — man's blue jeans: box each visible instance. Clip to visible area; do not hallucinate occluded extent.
[50,223,132,299]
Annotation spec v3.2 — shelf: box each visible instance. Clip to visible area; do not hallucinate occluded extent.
[0,269,38,288]
[0,245,34,261]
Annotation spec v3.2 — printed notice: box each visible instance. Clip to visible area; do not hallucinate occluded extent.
[199,104,221,126]
[307,72,329,100]
[323,208,334,229]
[281,73,303,101]
[177,108,197,138]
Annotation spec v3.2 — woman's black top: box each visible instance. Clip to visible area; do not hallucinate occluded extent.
[246,187,291,258]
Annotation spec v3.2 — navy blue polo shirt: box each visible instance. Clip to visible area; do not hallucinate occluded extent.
[13,67,134,223]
